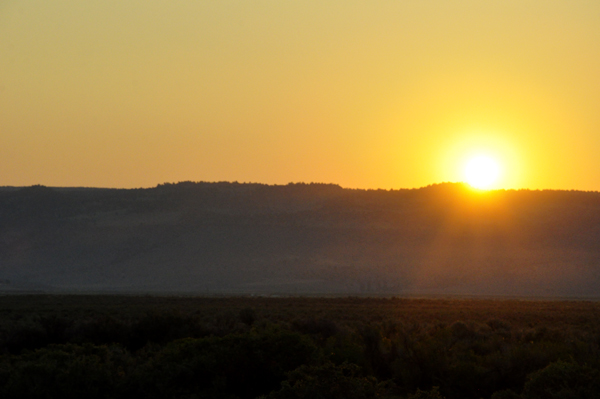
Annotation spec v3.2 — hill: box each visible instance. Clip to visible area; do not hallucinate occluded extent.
[1,182,600,296]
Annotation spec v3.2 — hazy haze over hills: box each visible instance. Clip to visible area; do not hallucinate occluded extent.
[1,182,599,297]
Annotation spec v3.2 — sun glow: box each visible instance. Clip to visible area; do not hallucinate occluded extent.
[464,155,501,189]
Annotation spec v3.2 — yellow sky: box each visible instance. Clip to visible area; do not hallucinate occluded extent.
[1,1,599,189]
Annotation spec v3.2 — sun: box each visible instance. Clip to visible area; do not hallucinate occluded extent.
[464,155,501,189]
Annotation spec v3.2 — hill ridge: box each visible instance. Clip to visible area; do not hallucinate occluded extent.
[1,182,599,296]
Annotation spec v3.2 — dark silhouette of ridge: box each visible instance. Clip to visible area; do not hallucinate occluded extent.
[1,181,600,296]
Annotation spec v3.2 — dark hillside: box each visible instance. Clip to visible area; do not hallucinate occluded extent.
[1,182,600,296]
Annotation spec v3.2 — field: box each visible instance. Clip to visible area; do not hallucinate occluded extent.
[1,295,600,398]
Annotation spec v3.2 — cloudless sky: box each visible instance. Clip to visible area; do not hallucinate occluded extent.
[1,1,599,189]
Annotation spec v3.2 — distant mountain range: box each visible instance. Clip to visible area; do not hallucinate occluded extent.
[1,182,600,297]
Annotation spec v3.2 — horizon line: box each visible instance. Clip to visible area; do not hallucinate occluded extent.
[2,181,600,194]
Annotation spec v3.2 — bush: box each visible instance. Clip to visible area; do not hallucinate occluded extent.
[239,307,257,326]
[292,317,339,340]
[408,386,446,399]
[262,362,386,399]
[491,390,522,399]
[522,360,600,399]
[70,315,129,346]
[131,326,319,399]
[1,344,130,399]
[129,311,191,350]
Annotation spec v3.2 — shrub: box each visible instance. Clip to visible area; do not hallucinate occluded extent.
[491,390,522,399]
[408,386,446,399]
[292,317,339,340]
[262,362,386,399]
[522,360,600,399]
[239,307,257,327]
[1,344,130,399]
[131,326,318,399]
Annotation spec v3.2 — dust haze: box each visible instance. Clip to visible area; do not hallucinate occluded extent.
[1,182,599,297]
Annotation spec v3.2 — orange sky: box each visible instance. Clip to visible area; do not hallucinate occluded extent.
[1,1,599,190]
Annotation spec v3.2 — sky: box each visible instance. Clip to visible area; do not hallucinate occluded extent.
[1,1,599,190]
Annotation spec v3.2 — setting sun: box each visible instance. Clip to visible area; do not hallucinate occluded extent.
[0,2,598,191]
[464,155,501,189]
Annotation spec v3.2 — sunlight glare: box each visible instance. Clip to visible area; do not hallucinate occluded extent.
[464,155,500,189]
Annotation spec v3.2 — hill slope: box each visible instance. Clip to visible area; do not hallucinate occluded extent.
[1,182,599,296]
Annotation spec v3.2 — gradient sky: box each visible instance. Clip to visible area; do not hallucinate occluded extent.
[1,1,599,189]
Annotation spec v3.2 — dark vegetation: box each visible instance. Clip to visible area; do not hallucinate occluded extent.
[1,295,600,398]
[2,182,600,296]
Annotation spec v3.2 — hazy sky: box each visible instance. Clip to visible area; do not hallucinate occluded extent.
[1,1,599,189]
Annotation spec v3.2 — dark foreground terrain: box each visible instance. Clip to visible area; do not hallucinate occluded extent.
[1,295,600,398]
[2,182,600,296]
